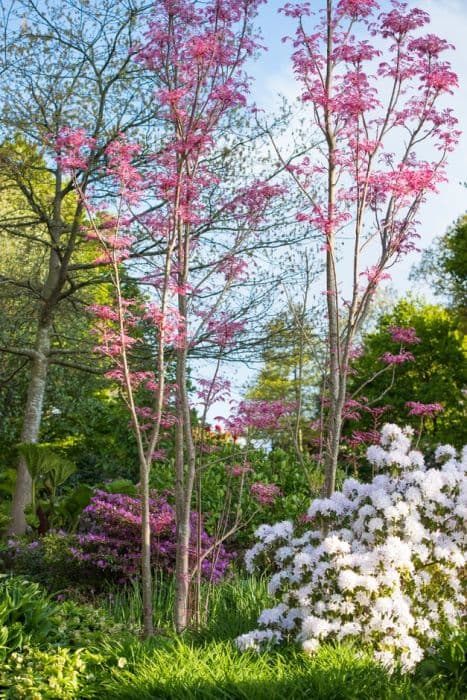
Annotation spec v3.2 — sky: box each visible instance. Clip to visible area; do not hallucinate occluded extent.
[202,0,467,420]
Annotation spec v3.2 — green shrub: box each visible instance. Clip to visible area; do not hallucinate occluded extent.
[417,628,467,689]
[0,575,58,661]
[51,598,139,651]
[1,533,84,591]
[0,646,100,699]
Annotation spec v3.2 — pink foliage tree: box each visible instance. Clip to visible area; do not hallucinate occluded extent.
[279,0,459,495]
[57,0,286,635]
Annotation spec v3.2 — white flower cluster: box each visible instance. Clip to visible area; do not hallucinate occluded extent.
[236,425,466,672]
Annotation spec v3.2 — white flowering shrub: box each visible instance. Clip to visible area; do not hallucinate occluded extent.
[236,425,466,672]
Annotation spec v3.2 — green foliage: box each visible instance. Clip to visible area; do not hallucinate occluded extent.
[0,575,463,699]
[0,646,95,699]
[0,575,59,662]
[348,298,466,447]
[39,387,141,484]
[172,441,314,548]
[247,310,322,451]
[17,443,76,532]
[414,214,467,329]
[1,534,85,591]
[0,576,134,699]
[417,628,466,690]
[98,638,463,700]
[55,483,94,532]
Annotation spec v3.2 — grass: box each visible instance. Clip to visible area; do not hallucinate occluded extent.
[91,575,465,700]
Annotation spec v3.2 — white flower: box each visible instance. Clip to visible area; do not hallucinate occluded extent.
[380,423,404,446]
[366,445,387,467]
[275,546,294,562]
[368,517,384,533]
[370,489,392,510]
[302,638,320,655]
[435,444,457,462]
[337,569,360,591]
[302,615,331,638]
[235,629,281,652]
[374,650,395,670]
[258,604,287,626]
[322,535,350,555]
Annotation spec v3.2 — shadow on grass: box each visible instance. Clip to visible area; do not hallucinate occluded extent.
[101,674,462,700]
[97,640,464,700]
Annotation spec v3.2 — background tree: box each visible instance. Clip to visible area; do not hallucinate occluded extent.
[247,307,322,455]
[0,0,162,533]
[347,297,466,447]
[412,213,467,330]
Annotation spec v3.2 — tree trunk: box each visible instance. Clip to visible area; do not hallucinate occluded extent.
[323,381,346,497]
[140,459,154,637]
[174,339,196,632]
[9,323,51,534]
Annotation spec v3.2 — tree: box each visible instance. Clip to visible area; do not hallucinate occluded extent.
[247,308,322,455]
[276,0,459,495]
[413,213,467,329]
[347,297,467,447]
[68,0,283,635]
[0,0,162,534]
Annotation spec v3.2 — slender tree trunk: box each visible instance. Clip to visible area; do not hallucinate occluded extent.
[9,322,51,534]
[322,0,343,498]
[140,460,153,637]
[323,379,346,497]
[174,339,197,633]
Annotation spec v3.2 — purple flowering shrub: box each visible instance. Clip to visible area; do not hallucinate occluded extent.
[72,490,233,583]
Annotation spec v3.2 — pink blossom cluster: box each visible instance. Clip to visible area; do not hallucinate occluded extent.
[379,324,422,365]
[225,399,295,436]
[51,126,96,172]
[105,135,143,204]
[281,0,459,300]
[388,326,420,344]
[250,481,282,506]
[406,401,444,418]
[380,349,415,365]
[72,489,233,583]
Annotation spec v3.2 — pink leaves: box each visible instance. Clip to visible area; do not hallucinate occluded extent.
[379,3,429,39]
[360,266,391,287]
[250,482,282,506]
[388,326,420,345]
[206,314,246,348]
[105,135,143,204]
[51,126,96,172]
[280,3,312,19]
[406,401,443,417]
[225,399,295,436]
[144,303,186,348]
[336,0,378,20]
[408,34,454,58]
[217,255,249,282]
[380,350,415,365]
[284,0,459,288]
[379,325,420,364]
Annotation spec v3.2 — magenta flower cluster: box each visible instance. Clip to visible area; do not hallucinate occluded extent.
[71,490,233,583]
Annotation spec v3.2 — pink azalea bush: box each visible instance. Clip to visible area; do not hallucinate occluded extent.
[236,425,466,672]
[71,490,233,583]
